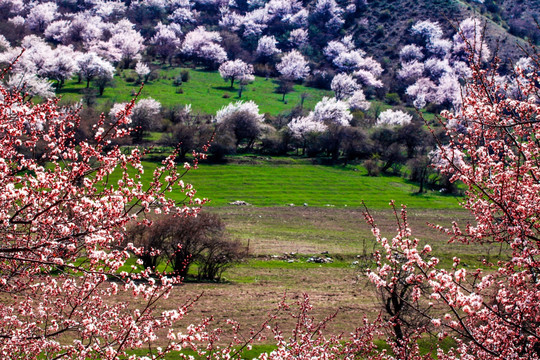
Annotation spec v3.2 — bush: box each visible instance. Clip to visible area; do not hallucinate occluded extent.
[180,70,190,82]
[379,9,391,20]
[125,212,245,280]
[173,76,183,86]
[364,158,380,176]
[385,92,401,105]
[197,238,245,281]
[209,131,237,162]
[306,70,334,90]
[375,25,385,38]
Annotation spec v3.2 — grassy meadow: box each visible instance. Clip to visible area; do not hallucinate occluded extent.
[180,159,460,208]
[106,155,500,357]
[108,156,462,209]
[56,65,434,121]
[58,66,334,115]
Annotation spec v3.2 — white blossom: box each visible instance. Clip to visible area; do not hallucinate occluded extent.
[312,97,352,126]
[376,109,412,127]
[219,59,255,87]
[276,50,309,81]
[331,73,360,100]
[347,90,371,111]
[288,114,327,139]
[256,35,281,57]
[214,101,264,124]
[289,29,308,47]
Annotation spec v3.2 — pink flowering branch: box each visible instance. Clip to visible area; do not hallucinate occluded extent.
[366,42,540,359]
[0,73,214,358]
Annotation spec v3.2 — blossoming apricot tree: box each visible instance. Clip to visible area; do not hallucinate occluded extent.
[366,44,540,359]
[0,64,208,358]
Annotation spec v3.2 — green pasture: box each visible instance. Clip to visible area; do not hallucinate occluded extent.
[125,345,275,360]
[109,157,462,209]
[125,337,455,359]
[56,66,432,121]
[174,162,460,209]
[58,66,334,115]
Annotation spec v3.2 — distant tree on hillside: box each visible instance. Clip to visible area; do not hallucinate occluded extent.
[214,100,265,150]
[76,52,115,90]
[181,26,228,67]
[219,59,255,88]
[398,18,490,109]
[150,23,181,65]
[276,50,309,81]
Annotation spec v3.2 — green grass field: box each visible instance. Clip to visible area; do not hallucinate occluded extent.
[110,156,462,209]
[58,66,334,116]
[177,160,460,209]
[56,66,432,121]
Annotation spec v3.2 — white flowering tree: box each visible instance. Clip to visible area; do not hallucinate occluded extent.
[324,37,384,88]
[218,59,255,88]
[288,114,327,155]
[256,35,281,58]
[331,73,360,100]
[276,50,309,81]
[181,26,227,67]
[214,101,264,150]
[76,52,115,92]
[42,46,80,90]
[375,109,412,127]
[347,90,371,111]
[135,62,151,83]
[110,98,162,143]
[26,2,58,32]
[150,23,181,65]
[398,18,489,109]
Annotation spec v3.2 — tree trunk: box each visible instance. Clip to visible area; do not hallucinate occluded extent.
[418,168,426,193]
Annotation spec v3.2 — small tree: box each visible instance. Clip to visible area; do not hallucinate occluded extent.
[215,101,265,151]
[276,79,293,102]
[197,237,245,281]
[126,213,244,281]
[110,98,162,143]
[276,50,310,82]
[218,59,254,88]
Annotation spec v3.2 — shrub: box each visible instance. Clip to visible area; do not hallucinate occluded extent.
[125,213,245,280]
[384,92,401,105]
[180,69,190,82]
[173,76,183,86]
[364,157,380,176]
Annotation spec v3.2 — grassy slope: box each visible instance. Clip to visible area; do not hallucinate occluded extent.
[182,161,460,208]
[110,156,461,209]
[58,67,333,116]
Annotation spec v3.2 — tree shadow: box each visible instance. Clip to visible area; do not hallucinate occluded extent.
[213,85,236,91]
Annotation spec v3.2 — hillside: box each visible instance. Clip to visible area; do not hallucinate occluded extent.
[338,0,534,86]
